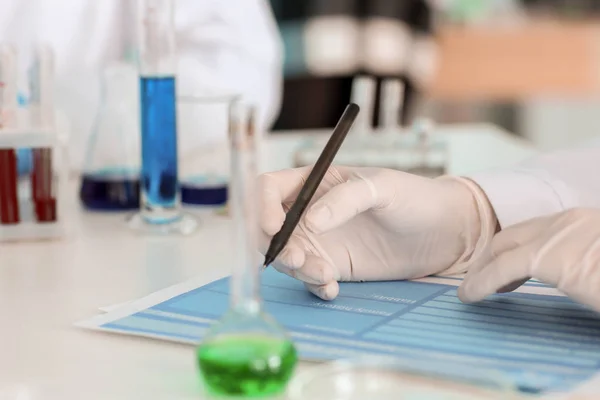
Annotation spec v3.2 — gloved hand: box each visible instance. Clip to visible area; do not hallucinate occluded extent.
[458,208,600,312]
[258,165,497,300]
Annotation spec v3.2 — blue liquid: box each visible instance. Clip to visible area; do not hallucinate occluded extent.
[79,169,140,211]
[180,175,228,206]
[16,148,33,176]
[140,76,179,216]
[181,184,227,206]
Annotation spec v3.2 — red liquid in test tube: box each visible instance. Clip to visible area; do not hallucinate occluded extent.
[31,148,55,222]
[29,44,56,223]
[0,148,20,224]
[0,44,20,225]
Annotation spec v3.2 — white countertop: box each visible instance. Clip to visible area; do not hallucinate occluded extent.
[5,125,588,400]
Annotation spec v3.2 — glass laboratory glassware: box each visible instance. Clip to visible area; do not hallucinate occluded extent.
[378,78,403,131]
[293,116,449,177]
[79,62,141,211]
[348,74,376,142]
[128,0,197,234]
[178,95,233,207]
[0,43,69,241]
[0,43,20,225]
[294,75,377,168]
[296,76,412,170]
[29,44,57,223]
[378,78,408,143]
[196,101,298,397]
[404,117,448,178]
[287,356,524,400]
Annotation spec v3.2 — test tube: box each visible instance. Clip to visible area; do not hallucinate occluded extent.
[0,44,17,128]
[29,44,57,222]
[378,78,405,132]
[130,0,196,234]
[0,44,20,225]
[412,117,446,178]
[349,75,376,137]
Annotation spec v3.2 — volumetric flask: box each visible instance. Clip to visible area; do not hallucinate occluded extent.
[80,62,141,211]
[178,95,233,207]
[196,101,297,397]
[287,356,526,400]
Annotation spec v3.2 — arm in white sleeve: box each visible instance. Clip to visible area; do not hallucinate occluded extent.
[174,0,283,133]
[467,138,600,229]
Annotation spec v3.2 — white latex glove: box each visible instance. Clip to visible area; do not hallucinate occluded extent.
[458,208,600,312]
[258,166,497,300]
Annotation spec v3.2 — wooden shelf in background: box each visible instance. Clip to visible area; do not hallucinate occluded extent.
[429,21,600,100]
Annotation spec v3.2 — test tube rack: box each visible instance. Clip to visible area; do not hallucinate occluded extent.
[293,126,449,178]
[298,75,448,178]
[0,110,69,242]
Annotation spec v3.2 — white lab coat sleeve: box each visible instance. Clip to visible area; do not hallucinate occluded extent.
[467,138,600,229]
[174,0,283,131]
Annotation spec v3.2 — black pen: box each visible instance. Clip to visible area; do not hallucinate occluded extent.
[263,103,360,267]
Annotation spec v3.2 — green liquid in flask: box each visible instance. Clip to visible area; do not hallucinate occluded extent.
[197,334,297,397]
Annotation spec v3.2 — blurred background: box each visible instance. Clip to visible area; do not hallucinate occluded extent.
[268,0,600,151]
[6,0,600,217]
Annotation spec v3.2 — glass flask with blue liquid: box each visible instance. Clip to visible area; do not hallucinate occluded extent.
[79,62,141,211]
[178,95,232,207]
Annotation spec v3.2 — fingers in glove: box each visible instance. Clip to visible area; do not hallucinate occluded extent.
[259,228,305,268]
[458,244,535,304]
[491,215,550,255]
[258,167,311,235]
[304,175,377,234]
[305,281,340,301]
[468,215,550,277]
[497,277,531,293]
[272,254,337,286]
[259,232,306,269]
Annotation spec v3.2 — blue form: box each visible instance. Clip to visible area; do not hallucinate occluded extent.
[140,76,178,213]
[100,269,600,395]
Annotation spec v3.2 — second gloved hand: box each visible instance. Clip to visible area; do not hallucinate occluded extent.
[258,166,497,300]
[458,208,600,312]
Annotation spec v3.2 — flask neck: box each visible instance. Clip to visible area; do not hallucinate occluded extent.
[229,103,262,313]
[100,63,137,107]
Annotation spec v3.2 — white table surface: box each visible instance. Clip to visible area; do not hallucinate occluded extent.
[3,125,592,400]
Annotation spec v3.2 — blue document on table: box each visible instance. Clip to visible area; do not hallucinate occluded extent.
[77,269,600,395]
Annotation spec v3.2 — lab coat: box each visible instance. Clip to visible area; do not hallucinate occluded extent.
[468,138,600,229]
[0,0,283,171]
